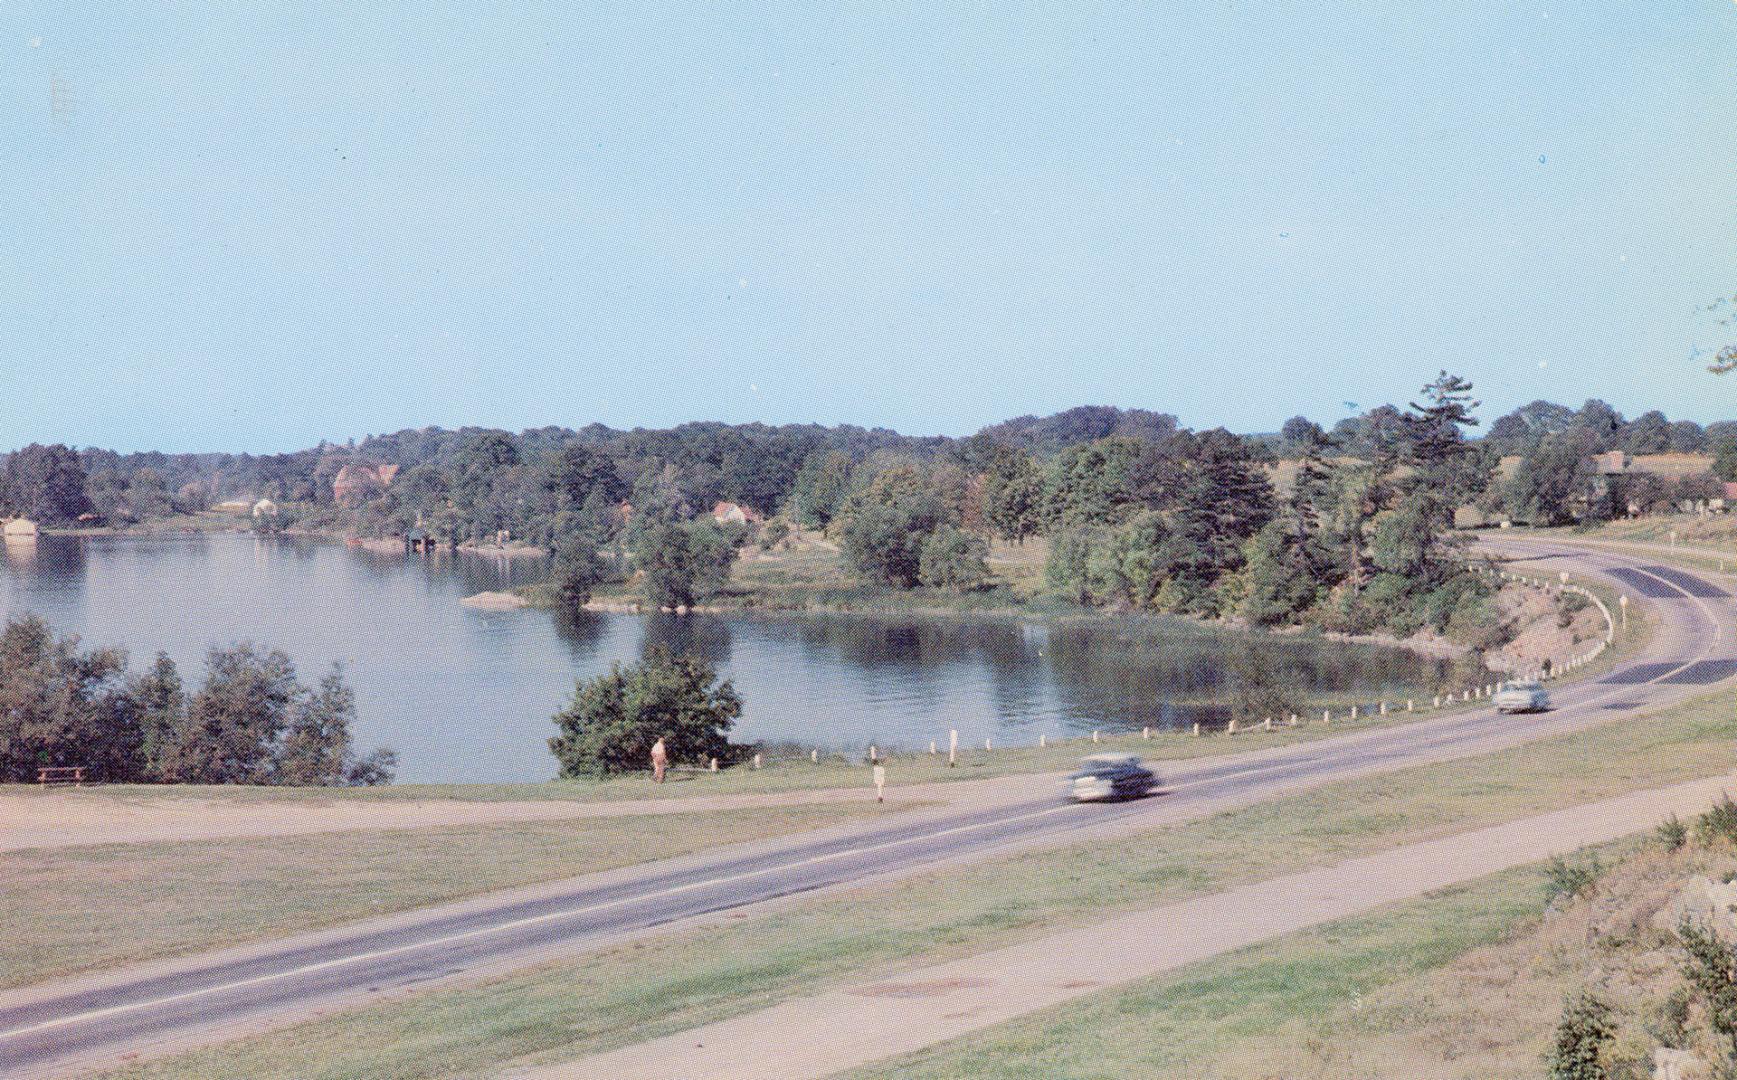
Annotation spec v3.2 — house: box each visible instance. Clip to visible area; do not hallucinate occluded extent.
[332,463,397,504]
[215,499,253,514]
[710,501,764,526]
[1592,450,1627,476]
[251,498,279,518]
[3,518,39,540]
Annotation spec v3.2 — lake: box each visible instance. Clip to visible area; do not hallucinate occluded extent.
[0,533,1494,783]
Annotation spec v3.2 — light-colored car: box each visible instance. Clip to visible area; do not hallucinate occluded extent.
[1066,753,1158,802]
[1493,680,1549,714]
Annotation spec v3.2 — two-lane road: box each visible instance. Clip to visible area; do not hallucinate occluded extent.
[4,536,1734,1078]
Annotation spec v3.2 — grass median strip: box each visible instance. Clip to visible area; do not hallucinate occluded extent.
[92,689,1737,1080]
[1,802,916,991]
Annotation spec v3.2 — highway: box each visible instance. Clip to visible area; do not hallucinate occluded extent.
[3,536,1734,1078]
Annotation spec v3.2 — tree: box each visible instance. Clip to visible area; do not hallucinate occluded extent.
[1623,409,1671,455]
[981,447,1044,544]
[1236,521,1318,626]
[158,644,301,784]
[1041,438,1147,530]
[275,665,356,786]
[549,646,743,776]
[1503,429,1597,525]
[1486,400,1574,452]
[633,522,738,610]
[2,443,90,523]
[1669,419,1707,453]
[837,464,953,587]
[553,541,606,616]
[133,651,186,777]
[917,527,990,590]
[1571,400,1625,449]
[1404,371,1482,514]
[0,615,141,782]
[544,445,624,510]
[789,450,854,529]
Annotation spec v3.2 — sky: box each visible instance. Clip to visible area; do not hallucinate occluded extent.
[4,2,1736,453]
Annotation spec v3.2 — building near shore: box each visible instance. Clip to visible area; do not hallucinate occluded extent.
[3,518,39,540]
[711,501,763,525]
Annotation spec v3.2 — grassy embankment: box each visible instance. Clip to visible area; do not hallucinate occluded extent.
[0,802,916,992]
[94,685,1736,1080]
[853,824,1737,1079]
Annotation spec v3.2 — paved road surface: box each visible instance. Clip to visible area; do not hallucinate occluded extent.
[2,536,1731,1078]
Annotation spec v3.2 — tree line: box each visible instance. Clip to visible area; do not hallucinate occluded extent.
[0,615,394,785]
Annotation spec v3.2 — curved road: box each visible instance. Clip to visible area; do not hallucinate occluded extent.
[3,536,1733,1077]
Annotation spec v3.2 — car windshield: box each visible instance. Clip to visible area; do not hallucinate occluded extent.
[1499,682,1540,692]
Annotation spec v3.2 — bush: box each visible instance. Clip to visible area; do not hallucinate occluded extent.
[1659,813,1689,852]
[1698,793,1737,847]
[548,646,744,777]
[1546,990,1615,1080]
[1544,854,1602,905]
[1679,917,1737,1060]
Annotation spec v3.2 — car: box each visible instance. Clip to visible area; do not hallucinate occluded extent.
[1066,753,1158,802]
[1492,680,1550,713]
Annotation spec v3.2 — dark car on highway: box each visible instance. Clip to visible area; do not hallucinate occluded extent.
[1066,753,1158,802]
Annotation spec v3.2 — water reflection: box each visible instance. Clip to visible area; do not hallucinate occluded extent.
[0,534,1496,783]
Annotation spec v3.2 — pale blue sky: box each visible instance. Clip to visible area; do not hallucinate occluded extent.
[5,2,1736,453]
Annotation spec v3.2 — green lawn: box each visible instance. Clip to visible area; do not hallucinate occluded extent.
[2,801,916,991]
[94,688,1737,1080]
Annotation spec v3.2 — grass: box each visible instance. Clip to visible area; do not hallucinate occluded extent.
[871,833,1737,1080]
[1527,520,1737,580]
[92,687,1737,1080]
[841,854,1576,1079]
[0,801,915,991]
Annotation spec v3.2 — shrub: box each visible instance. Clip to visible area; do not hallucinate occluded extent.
[1679,917,1737,1060]
[1546,990,1614,1080]
[1658,814,1689,852]
[1698,793,1737,847]
[1544,854,1602,905]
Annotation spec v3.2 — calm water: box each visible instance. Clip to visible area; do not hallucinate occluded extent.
[0,534,1493,783]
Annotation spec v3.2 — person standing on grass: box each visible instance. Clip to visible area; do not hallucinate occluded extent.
[650,736,669,783]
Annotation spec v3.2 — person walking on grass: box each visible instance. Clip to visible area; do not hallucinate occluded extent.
[650,736,669,783]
